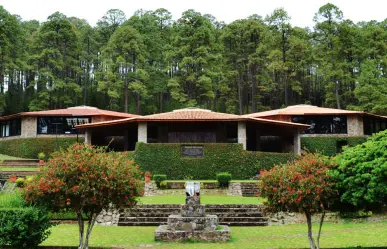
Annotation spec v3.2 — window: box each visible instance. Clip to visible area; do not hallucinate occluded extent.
[0,119,21,137]
[364,116,387,135]
[291,115,347,134]
[37,116,90,135]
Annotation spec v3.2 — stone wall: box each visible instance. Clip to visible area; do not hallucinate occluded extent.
[227,182,242,196]
[348,115,364,136]
[144,182,157,196]
[96,209,120,226]
[21,117,37,138]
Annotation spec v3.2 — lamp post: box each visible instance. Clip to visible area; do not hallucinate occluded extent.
[52,122,62,151]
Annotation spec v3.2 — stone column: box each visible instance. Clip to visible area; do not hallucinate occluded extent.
[85,129,92,144]
[138,122,148,143]
[21,117,37,138]
[238,121,247,150]
[293,129,301,155]
[347,115,364,136]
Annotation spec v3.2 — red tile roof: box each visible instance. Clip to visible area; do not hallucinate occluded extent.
[139,108,240,121]
[0,106,137,121]
[245,104,371,117]
[76,107,309,129]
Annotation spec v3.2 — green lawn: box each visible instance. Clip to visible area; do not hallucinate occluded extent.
[139,195,265,204]
[0,167,39,171]
[42,221,387,248]
[0,154,25,160]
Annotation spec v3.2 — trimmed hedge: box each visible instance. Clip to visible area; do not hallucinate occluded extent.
[133,143,295,180]
[301,136,367,156]
[0,137,84,159]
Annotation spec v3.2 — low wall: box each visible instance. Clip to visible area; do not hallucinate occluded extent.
[227,182,242,196]
[96,209,120,226]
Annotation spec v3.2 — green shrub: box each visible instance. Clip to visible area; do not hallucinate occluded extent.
[216,172,232,188]
[0,207,55,248]
[133,143,295,180]
[38,152,46,160]
[0,137,83,159]
[333,130,387,209]
[159,181,168,189]
[153,174,167,187]
[15,177,25,188]
[301,136,366,156]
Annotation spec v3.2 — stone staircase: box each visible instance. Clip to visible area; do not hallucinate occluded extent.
[240,182,260,197]
[118,204,268,226]
[0,159,40,180]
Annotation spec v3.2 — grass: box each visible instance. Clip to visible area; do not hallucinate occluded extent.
[0,167,39,171]
[0,154,25,160]
[0,192,25,208]
[139,195,265,204]
[41,221,387,248]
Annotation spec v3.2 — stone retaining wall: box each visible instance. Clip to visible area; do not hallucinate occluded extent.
[227,182,242,196]
[96,209,120,226]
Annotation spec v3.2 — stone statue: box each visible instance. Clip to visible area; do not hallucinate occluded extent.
[185,181,200,204]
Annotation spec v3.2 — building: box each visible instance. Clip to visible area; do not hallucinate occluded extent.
[76,107,309,154]
[0,106,137,140]
[245,104,387,137]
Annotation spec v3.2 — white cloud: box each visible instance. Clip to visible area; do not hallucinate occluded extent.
[1,0,386,28]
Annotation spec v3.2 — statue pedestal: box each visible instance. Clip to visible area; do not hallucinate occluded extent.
[154,182,230,242]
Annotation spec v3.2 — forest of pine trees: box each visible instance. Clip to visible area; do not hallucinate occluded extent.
[1,3,387,116]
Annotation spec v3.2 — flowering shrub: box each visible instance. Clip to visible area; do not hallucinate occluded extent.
[23,143,144,249]
[260,153,338,249]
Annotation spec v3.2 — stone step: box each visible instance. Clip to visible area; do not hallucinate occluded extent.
[118,220,268,226]
[2,159,40,164]
[119,217,168,222]
[118,221,164,226]
[119,216,267,223]
[120,211,264,218]
[219,217,268,222]
[205,208,260,213]
[125,208,261,214]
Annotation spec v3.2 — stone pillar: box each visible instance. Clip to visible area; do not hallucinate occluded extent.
[238,121,247,150]
[347,115,364,136]
[293,129,301,155]
[138,122,148,143]
[21,117,37,138]
[85,129,92,144]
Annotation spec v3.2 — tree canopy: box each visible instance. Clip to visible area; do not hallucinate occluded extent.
[1,4,387,115]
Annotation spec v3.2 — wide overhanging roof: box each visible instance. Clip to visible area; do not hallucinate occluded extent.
[76,108,309,130]
[244,104,387,119]
[0,106,137,121]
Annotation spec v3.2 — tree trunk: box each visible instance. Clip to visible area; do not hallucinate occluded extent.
[251,64,257,113]
[316,211,326,249]
[124,77,129,113]
[77,212,84,249]
[238,75,242,115]
[84,213,98,249]
[335,80,341,109]
[305,211,317,249]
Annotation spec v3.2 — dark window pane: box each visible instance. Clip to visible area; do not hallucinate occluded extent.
[0,118,21,137]
[292,115,347,134]
[37,116,90,135]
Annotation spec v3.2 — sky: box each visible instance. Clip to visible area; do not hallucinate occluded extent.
[0,0,386,28]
